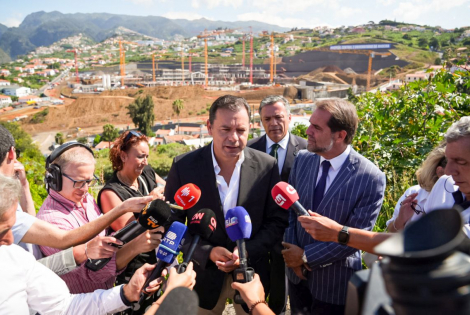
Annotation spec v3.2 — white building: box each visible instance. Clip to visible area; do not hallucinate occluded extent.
[0,95,12,107]
[0,80,10,86]
[2,86,32,97]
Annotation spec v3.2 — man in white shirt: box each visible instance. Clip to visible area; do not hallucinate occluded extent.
[248,95,307,314]
[0,174,160,315]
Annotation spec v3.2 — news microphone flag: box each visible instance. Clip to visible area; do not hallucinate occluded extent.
[178,208,217,273]
[140,221,187,300]
[173,183,201,210]
[271,181,310,216]
[225,206,252,242]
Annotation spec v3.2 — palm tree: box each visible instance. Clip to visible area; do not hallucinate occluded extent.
[172,99,184,134]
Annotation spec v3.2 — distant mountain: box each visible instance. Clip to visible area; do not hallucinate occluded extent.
[0,11,290,59]
[0,48,11,64]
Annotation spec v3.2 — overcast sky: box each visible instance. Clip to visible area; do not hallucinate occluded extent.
[1,0,469,29]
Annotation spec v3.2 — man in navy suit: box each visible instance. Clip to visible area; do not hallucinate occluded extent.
[282,99,386,315]
[248,95,307,314]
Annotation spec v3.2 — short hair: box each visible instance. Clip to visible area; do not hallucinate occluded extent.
[0,174,21,217]
[315,98,358,144]
[0,124,15,166]
[209,95,251,125]
[259,95,290,115]
[416,143,447,192]
[52,146,95,173]
[109,131,149,171]
[445,116,470,143]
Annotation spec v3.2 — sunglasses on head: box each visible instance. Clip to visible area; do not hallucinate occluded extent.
[122,130,143,147]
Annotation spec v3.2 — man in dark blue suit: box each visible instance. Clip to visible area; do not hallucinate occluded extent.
[248,95,307,314]
[282,99,386,315]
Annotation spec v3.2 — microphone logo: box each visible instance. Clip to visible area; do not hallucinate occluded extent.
[210,217,217,231]
[274,194,287,206]
[192,212,205,221]
[166,231,177,240]
[181,187,190,196]
[286,185,297,195]
[147,218,158,228]
[225,217,238,228]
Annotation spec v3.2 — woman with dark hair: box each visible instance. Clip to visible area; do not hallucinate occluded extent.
[97,130,166,314]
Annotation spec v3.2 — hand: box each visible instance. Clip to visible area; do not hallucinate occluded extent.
[86,235,122,259]
[149,186,165,200]
[121,196,154,213]
[165,262,197,292]
[298,211,342,242]
[394,193,419,230]
[292,266,307,281]
[131,227,164,254]
[124,263,166,302]
[231,273,265,306]
[13,160,28,186]
[210,246,240,272]
[281,242,304,268]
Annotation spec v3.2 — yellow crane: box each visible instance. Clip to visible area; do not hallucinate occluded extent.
[118,40,139,87]
[197,32,211,86]
[308,47,391,91]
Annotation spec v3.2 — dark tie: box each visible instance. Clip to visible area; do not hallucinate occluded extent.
[453,190,470,210]
[269,143,280,161]
[313,160,331,212]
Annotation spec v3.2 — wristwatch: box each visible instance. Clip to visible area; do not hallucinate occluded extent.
[301,251,308,264]
[338,226,350,245]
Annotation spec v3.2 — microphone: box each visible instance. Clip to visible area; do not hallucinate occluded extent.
[170,183,201,210]
[154,287,199,315]
[271,181,310,216]
[139,221,187,305]
[177,208,217,274]
[85,199,171,271]
[225,206,254,306]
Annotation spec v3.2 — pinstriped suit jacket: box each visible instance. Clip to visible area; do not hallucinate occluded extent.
[284,148,386,305]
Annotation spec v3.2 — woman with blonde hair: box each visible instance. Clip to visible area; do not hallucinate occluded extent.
[387,143,447,232]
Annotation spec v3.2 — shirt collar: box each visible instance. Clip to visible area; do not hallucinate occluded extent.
[49,188,88,209]
[266,132,290,151]
[319,145,351,171]
[211,142,245,175]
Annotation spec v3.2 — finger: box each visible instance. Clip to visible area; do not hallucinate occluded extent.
[103,237,123,246]
[100,242,120,252]
[186,261,194,274]
[308,210,320,216]
[281,242,291,249]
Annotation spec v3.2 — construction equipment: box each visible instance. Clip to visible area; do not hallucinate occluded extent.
[66,49,80,83]
[197,32,211,86]
[118,40,139,87]
[249,26,253,85]
[308,47,391,91]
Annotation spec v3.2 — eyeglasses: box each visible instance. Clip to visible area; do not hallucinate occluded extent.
[62,173,99,189]
[123,130,143,144]
[411,202,426,215]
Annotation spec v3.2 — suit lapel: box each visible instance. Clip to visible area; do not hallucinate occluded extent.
[237,148,257,206]
[252,135,267,152]
[281,133,300,181]
[317,149,358,215]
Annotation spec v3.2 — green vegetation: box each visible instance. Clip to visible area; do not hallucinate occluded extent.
[127,95,155,136]
[102,124,120,146]
[30,108,49,124]
[172,99,184,133]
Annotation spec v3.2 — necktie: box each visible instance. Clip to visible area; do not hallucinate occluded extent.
[313,160,331,212]
[269,143,280,161]
[453,190,470,210]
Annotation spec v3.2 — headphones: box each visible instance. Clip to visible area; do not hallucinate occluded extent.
[45,142,94,192]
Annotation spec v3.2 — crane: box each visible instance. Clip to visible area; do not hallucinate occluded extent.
[197,32,211,86]
[66,49,80,83]
[249,26,253,85]
[259,32,313,83]
[118,40,139,87]
[308,47,391,91]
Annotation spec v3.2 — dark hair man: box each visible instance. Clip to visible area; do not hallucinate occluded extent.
[165,95,288,314]
[247,95,307,314]
[282,98,386,315]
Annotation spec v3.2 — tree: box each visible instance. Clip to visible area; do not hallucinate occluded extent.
[429,37,440,50]
[435,57,442,65]
[55,132,64,145]
[93,134,101,146]
[291,123,307,139]
[127,95,155,136]
[76,137,88,144]
[102,124,120,147]
[402,34,411,40]
[172,99,184,134]
[418,37,429,48]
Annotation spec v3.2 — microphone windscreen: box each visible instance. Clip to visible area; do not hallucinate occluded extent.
[156,221,187,264]
[225,206,252,242]
[188,208,217,240]
[174,183,201,210]
[138,199,172,228]
[271,181,299,210]
[155,287,199,315]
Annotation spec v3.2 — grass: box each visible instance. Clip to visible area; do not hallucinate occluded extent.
[390,44,438,64]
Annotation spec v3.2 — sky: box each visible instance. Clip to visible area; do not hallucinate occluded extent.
[0,0,469,30]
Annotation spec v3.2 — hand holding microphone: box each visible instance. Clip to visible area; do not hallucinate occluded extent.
[225,206,254,306]
[271,181,310,216]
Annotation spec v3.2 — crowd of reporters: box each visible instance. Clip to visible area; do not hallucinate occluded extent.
[1,92,470,315]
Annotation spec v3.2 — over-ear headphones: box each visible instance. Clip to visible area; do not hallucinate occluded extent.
[45,142,94,192]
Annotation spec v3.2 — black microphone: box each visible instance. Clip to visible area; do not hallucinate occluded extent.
[177,208,217,274]
[85,199,171,271]
[154,287,199,315]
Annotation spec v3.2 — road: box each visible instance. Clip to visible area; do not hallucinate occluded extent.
[32,131,56,156]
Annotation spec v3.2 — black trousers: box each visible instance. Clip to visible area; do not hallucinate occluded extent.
[268,242,287,314]
[288,279,345,315]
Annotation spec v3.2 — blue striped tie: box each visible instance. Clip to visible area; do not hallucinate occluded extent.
[313,160,331,212]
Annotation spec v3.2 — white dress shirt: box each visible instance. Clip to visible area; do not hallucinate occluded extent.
[211,143,245,217]
[316,145,351,193]
[266,133,290,175]
[0,244,128,315]
[386,185,430,228]
[424,175,470,236]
